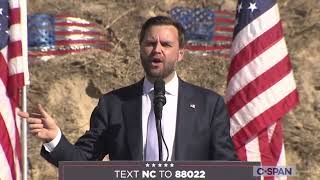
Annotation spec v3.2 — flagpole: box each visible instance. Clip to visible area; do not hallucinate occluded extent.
[21,87,28,180]
[20,0,29,180]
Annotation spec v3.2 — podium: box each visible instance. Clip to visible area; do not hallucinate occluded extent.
[59,161,260,180]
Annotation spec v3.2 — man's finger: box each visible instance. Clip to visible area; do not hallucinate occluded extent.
[27,118,43,124]
[30,129,42,135]
[38,104,50,118]
[29,112,43,118]
[17,111,29,118]
[29,123,44,129]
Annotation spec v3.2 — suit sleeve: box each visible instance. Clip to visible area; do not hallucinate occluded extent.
[211,96,238,160]
[41,96,110,167]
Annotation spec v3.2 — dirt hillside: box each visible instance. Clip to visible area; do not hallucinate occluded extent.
[26,0,320,179]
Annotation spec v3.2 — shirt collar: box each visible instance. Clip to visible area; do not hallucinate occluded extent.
[143,72,179,96]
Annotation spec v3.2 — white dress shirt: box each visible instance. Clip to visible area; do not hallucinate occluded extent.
[45,73,179,161]
[142,73,179,161]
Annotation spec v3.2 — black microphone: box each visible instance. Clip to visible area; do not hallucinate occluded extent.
[153,79,166,120]
[153,79,167,161]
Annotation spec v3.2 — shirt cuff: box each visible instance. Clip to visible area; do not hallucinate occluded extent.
[43,128,62,152]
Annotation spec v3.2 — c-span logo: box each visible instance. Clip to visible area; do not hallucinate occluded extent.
[253,166,296,176]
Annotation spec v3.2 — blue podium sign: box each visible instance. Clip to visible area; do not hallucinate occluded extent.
[59,161,260,180]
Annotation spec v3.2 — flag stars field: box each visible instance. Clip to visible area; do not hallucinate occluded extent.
[248,2,258,13]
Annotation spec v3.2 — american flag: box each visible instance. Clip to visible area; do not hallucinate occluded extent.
[226,0,299,177]
[170,7,235,58]
[0,0,28,180]
[28,14,113,61]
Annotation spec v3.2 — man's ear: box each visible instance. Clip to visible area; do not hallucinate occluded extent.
[178,49,184,62]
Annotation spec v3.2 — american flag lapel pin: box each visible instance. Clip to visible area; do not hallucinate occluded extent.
[190,104,196,109]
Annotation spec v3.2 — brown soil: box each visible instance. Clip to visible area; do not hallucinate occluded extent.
[26,0,320,179]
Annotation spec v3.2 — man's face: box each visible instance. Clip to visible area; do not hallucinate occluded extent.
[140,25,184,82]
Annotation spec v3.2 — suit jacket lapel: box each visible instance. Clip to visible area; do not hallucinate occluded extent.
[174,79,197,160]
[122,80,143,160]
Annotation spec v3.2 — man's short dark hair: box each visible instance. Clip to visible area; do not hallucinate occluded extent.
[139,16,185,48]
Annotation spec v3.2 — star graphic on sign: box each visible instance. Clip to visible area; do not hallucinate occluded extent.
[164,163,168,167]
[170,163,174,167]
[248,2,258,13]
[152,163,156,167]
[145,163,150,167]
[237,2,243,13]
[158,163,162,167]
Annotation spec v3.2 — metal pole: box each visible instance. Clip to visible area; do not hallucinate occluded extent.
[20,0,29,179]
[22,86,28,180]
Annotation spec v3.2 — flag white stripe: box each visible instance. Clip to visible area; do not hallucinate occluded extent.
[0,80,17,149]
[267,121,277,143]
[9,0,19,9]
[231,4,280,58]
[55,17,92,24]
[226,38,288,101]
[0,146,13,180]
[14,108,21,136]
[9,56,24,75]
[245,136,262,162]
[55,35,106,41]
[1,46,8,63]
[277,144,286,166]
[9,24,22,42]
[230,71,296,136]
[275,144,287,180]
[55,26,101,32]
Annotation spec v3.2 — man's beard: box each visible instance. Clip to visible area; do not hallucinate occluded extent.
[141,56,176,80]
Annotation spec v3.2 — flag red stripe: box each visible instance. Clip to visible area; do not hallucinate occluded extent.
[264,176,275,180]
[55,31,104,36]
[55,22,97,27]
[8,73,25,88]
[215,10,235,16]
[227,55,292,116]
[55,39,109,45]
[227,22,283,83]
[269,120,283,162]
[9,8,20,25]
[8,73,24,103]
[234,145,247,161]
[258,130,275,166]
[8,41,22,60]
[0,54,9,87]
[231,90,299,149]
[258,130,277,180]
[0,114,16,180]
[215,26,234,32]
[213,35,232,41]
[215,17,235,24]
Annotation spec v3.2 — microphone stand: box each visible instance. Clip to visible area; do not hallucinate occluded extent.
[155,117,162,161]
[153,79,166,161]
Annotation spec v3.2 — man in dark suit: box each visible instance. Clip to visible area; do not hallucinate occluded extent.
[18,16,237,167]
